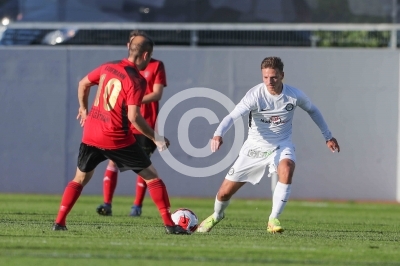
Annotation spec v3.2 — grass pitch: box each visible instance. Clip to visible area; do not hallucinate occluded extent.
[0,193,399,266]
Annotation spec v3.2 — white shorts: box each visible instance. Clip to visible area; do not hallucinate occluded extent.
[225,139,296,185]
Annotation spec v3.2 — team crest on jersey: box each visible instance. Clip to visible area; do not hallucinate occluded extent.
[228,168,235,175]
[285,103,294,111]
[142,71,150,78]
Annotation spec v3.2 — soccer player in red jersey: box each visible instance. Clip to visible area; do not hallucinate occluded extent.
[97,30,167,217]
[52,33,187,234]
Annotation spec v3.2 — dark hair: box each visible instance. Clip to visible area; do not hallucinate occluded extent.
[128,30,147,42]
[128,31,154,56]
[261,57,284,72]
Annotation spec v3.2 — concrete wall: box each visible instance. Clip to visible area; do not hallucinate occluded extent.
[0,46,398,201]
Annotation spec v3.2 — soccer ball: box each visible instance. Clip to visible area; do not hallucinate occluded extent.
[171,208,198,233]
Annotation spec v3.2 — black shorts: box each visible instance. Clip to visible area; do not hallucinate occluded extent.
[134,134,157,157]
[77,142,152,173]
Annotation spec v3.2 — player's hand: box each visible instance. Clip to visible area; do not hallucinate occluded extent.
[326,137,340,153]
[76,107,88,127]
[155,135,170,151]
[211,136,223,152]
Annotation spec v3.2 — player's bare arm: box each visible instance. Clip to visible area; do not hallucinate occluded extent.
[211,136,223,152]
[77,75,96,127]
[141,84,164,104]
[128,105,170,151]
[326,137,340,153]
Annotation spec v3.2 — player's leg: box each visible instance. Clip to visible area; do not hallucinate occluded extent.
[130,174,146,216]
[197,140,270,233]
[104,143,188,234]
[130,135,156,217]
[53,168,95,230]
[53,143,106,230]
[138,165,188,234]
[96,160,118,216]
[267,143,296,233]
[196,179,245,233]
[216,179,245,217]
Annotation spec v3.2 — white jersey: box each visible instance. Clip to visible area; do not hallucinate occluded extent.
[214,83,332,147]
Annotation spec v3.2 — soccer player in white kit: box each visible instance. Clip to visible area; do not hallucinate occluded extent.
[196,57,340,233]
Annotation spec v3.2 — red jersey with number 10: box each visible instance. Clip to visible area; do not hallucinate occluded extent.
[131,58,167,134]
[82,59,146,149]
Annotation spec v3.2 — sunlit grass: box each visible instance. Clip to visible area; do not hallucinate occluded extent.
[0,194,399,266]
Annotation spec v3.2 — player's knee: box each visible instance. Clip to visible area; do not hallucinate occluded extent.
[73,168,94,187]
[279,160,295,172]
[138,165,158,180]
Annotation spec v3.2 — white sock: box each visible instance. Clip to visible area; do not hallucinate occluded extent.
[213,194,230,220]
[269,182,291,220]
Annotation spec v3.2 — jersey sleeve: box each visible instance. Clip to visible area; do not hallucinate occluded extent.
[295,89,313,111]
[238,89,259,114]
[214,89,257,136]
[296,89,332,141]
[154,61,167,86]
[87,65,102,84]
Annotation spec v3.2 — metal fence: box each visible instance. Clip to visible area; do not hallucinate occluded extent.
[0,22,398,48]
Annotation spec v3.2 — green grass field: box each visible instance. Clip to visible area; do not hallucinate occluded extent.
[1,193,399,266]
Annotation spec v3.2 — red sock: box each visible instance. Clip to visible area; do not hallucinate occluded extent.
[103,165,118,204]
[55,181,83,226]
[133,175,147,206]
[147,178,174,226]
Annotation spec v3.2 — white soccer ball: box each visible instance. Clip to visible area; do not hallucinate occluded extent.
[171,208,199,233]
